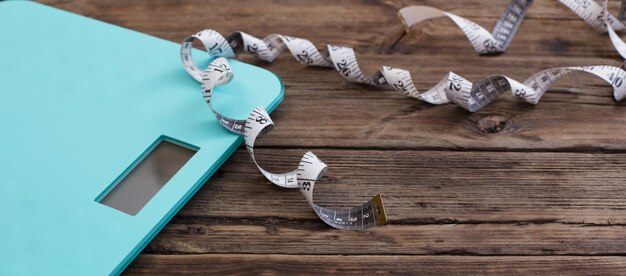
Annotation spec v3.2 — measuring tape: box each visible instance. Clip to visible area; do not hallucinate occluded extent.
[399,0,533,54]
[179,1,626,230]
[400,0,626,60]
[181,51,388,230]
[559,0,626,60]
[182,29,626,113]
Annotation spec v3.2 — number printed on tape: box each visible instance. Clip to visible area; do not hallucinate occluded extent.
[179,0,626,230]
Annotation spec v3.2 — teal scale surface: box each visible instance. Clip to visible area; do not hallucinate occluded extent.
[0,2,284,275]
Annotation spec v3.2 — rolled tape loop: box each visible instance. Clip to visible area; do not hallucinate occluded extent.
[400,0,626,61]
[186,29,626,113]
[179,1,626,229]
[189,56,388,230]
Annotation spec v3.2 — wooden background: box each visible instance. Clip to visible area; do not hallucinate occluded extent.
[37,0,626,274]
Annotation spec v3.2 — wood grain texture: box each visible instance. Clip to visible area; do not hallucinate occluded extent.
[127,255,626,275]
[34,0,626,274]
[179,149,626,224]
[146,222,626,255]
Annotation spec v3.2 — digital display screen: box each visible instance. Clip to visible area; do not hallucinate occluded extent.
[98,139,197,215]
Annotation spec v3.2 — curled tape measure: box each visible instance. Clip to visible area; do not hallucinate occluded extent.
[399,0,533,54]
[558,0,626,60]
[399,0,626,60]
[183,29,626,113]
[180,1,626,230]
[181,52,388,231]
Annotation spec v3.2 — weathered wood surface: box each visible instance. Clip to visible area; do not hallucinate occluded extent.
[128,255,626,275]
[37,0,626,274]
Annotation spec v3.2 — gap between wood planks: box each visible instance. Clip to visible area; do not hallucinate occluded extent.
[247,145,626,153]
[141,221,626,255]
[126,254,626,275]
[169,215,626,227]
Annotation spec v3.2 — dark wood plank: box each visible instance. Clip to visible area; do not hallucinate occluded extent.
[249,54,626,150]
[176,149,626,225]
[140,149,626,256]
[34,0,626,58]
[144,222,626,255]
[34,0,404,54]
[127,255,626,275]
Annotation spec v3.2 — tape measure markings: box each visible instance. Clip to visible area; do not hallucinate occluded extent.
[400,0,626,60]
[179,1,626,229]
[398,0,533,55]
[189,29,626,113]
[183,41,388,230]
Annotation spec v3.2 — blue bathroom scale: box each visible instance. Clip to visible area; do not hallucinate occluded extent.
[0,1,284,275]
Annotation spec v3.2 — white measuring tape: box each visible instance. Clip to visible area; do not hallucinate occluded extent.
[179,1,626,230]
[399,0,533,54]
[400,0,626,60]
[181,53,387,231]
[559,0,626,60]
[183,29,626,113]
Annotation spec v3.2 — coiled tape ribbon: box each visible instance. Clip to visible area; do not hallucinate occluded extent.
[182,41,387,231]
[400,0,626,60]
[181,0,626,230]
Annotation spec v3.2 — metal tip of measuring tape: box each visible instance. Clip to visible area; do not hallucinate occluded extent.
[371,193,388,226]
